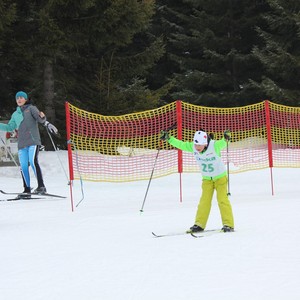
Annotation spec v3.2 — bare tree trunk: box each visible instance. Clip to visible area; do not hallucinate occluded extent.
[43,61,56,150]
[43,61,56,122]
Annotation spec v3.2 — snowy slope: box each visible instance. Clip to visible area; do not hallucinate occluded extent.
[0,151,299,300]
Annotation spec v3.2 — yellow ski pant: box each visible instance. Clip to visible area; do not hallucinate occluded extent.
[195,176,234,229]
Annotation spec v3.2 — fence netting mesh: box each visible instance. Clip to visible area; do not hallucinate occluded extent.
[66,100,300,182]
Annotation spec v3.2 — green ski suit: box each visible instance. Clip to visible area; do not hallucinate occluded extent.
[168,136,234,229]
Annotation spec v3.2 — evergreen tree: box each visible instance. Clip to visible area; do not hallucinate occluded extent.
[151,0,269,107]
[147,0,192,104]
[0,0,16,114]
[26,0,165,117]
[0,0,165,148]
[66,0,165,115]
[253,0,300,106]
[0,0,16,49]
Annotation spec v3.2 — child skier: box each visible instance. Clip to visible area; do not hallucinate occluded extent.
[160,129,234,232]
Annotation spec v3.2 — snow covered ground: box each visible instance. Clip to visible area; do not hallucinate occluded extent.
[0,150,299,300]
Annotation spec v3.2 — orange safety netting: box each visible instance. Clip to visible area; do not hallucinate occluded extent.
[65,100,300,182]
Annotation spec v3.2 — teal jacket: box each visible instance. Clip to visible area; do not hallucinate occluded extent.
[168,136,228,180]
[0,104,46,149]
[0,106,24,131]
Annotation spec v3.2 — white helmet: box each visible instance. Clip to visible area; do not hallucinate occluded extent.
[193,131,208,145]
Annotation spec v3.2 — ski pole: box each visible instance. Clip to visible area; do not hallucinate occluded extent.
[0,136,29,185]
[139,123,177,213]
[46,128,70,185]
[226,139,231,196]
[139,146,160,213]
[0,136,19,167]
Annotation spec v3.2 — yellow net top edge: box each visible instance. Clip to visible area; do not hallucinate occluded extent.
[268,101,300,111]
[180,100,266,111]
[67,100,299,119]
[67,101,176,120]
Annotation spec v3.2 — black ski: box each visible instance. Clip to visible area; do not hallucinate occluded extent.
[0,190,66,199]
[152,229,220,238]
[0,197,45,201]
[32,192,66,199]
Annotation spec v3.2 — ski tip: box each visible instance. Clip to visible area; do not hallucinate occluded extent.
[190,233,204,238]
[152,232,161,238]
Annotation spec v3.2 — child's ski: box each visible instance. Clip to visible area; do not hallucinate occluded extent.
[152,231,190,238]
[152,229,220,238]
[190,230,223,238]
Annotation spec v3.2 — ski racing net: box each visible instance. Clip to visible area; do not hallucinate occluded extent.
[65,100,300,182]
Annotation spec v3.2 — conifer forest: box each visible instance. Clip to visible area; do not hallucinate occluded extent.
[0,0,299,147]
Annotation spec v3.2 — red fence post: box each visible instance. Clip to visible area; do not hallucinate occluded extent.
[65,101,75,211]
[265,100,274,195]
[176,100,183,202]
[176,100,183,173]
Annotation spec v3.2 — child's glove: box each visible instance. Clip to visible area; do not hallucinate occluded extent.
[224,130,231,141]
[160,130,170,141]
[44,121,58,135]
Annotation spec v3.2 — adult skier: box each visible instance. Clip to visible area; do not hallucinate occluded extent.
[0,91,58,198]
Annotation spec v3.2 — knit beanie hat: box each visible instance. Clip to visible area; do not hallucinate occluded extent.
[15,91,28,100]
[193,130,208,145]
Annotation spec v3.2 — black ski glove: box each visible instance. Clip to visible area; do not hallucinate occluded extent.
[160,130,170,141]
[224,130,231,141]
